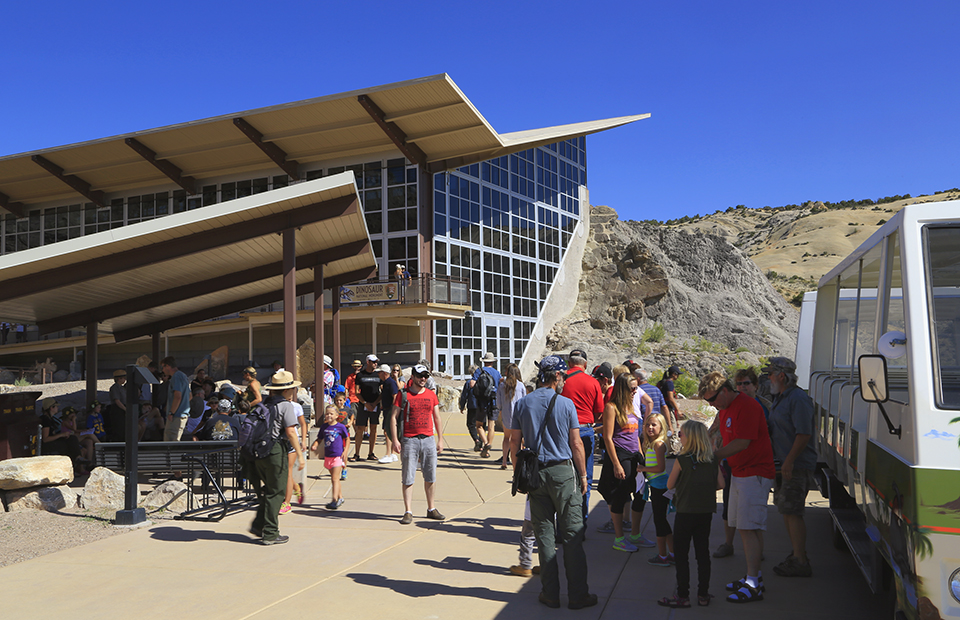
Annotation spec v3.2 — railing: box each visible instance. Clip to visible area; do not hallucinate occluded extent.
[340,274,470,307]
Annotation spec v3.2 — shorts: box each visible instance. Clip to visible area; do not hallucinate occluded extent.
[324,456,344,470]
[728,475,773,531]
[774,467,815,516]
[475,406,496,423]
[401,435,437,486]
[356,403,381,426]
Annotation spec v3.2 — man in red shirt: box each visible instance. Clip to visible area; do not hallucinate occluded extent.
[390,364,445,525]
[561,349,605,522]
[700,371,775,604]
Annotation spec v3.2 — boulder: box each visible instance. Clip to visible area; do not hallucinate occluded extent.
[53,370,69,382]
[80,467,125,510]
[0,456,73,491]
[436,384,458,413]
[141,480,188,512]
[297,338,316,388]
[0,369,15,384]
[5,485,78,512]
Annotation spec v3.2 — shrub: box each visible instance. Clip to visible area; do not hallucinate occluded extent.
[14,377,32,386]
[642,323,666,343]
[877,219,886,225]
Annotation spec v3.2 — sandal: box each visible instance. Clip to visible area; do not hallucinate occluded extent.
[657,595,690,608]
[725,576,765,592]
[726,583,763,603]
[698,594,713,607]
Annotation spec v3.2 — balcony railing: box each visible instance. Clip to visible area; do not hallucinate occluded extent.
[338,274,470,307]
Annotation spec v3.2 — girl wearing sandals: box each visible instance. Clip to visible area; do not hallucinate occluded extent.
[637,413,675,566]
[658,420,724,608]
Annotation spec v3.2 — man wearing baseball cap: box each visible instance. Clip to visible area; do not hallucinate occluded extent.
[763,356,816,578]
[390,364,445,524]
[510,355,596,610]
[352,354,384,461]
[561,349,604,523]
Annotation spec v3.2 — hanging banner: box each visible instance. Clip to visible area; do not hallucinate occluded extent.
[339,282,398,303]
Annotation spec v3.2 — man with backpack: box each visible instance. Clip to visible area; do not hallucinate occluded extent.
[389,364,445,525]
[240,369,305,546]
[469,352,501,459]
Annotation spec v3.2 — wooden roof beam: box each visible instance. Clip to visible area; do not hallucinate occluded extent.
[124,138,197,195]
[0,191,26,218]
[112,266,377,343]
[30,155,106,208]
[357,94,428,169]
[36,239,371,335]
[233,117,301,181]
[0,195,358,303]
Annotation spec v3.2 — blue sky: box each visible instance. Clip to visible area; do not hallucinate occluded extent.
[1,1,957,222]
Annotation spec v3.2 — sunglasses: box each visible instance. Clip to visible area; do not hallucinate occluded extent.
[705,390,721,404]
[736,380,753,387]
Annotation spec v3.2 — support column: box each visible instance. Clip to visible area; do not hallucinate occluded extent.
[151,333,160,366]
[283,227,297,378]
[248,321,254,365]
[85,323,98,408]
[418,166,435,367]
[314,264,324,390]
[332,292,342,372]
[371,317,378,359]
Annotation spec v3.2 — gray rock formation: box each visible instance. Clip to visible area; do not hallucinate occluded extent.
[79,467,124,510]
[142,480,188,513]
[0,456,73,491]
[5,485,78,512]
[544,206,799,373]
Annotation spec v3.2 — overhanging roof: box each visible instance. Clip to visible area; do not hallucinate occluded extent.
[0,74,649,212]
[0,172,376,342]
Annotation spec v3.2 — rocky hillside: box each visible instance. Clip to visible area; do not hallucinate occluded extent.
[664,189,960,305]
[544,206,799,378]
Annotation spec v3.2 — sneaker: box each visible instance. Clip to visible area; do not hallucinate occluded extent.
[596,520,616,534]
[668,553,676,565]
[261,535,289,546]
[325,500,338,510]
[713,542,734,558]
[426,508,445,520]
[612,536,639,552]
[627,533,657,548]
[648,554,671,567]
[400,512,414,525]
[340,469,348,480]
[378,453,399,464]
[279,502,292,515]
[509,565,533,577]
[773,556,812,577]
[296,483,306,505]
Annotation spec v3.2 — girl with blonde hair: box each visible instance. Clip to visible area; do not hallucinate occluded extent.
[658,420,724,608]
[638,412,675,566]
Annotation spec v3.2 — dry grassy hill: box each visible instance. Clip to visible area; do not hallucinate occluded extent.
[659,189,960,305]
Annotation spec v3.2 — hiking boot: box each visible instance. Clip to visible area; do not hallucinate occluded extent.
[261,535,289,545]
[400,512,414,525]
[713,542,734,558]
[612,536,639,552]
[538,593,560,609]
[568,594,599,610]
[627,533,657,548]
[509,565,532,577]
[773,556,812,577]
[248,525,262,538]
[426,508,445,520]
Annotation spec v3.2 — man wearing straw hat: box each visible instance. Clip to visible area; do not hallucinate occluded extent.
[246,369,305,546]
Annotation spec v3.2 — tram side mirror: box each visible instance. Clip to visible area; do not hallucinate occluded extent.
[859,355,889,403]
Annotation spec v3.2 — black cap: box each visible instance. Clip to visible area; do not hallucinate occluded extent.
[592,363,613,380]
[569,349,587,361]
[668,365,682,376]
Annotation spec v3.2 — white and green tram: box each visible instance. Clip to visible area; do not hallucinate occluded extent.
[806,201,960,619]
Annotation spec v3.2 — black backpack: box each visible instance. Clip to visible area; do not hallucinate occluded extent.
[238,400,280,460]
[473,368,497,410]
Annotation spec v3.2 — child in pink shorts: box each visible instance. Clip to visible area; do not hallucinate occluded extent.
[318,405,349,510]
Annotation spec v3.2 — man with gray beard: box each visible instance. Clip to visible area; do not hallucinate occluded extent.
[763,357,815,578]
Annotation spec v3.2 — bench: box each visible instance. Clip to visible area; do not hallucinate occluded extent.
[94,441,251,521]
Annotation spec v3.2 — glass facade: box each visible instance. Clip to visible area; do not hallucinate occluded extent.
[2,135,587,379]
[433,137,586,377]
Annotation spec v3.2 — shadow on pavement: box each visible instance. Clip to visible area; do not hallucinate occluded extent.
[346,572,518,602]
[418,516,522,544]
[148,526,254,544]
[414,556,509,575]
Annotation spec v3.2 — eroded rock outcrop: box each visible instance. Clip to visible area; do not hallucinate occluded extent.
[0,456,73,491]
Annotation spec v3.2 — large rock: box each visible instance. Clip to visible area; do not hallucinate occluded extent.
[0,369,15,384]
[297,338,316,389]
[437,383,458,413]
[5,485,78,512]
[80,467,125,510]
[0,456,73,491]
[53,370,69,382]
[141,480,188,512]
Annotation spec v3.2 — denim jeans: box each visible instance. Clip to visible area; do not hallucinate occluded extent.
[579,425,595,521]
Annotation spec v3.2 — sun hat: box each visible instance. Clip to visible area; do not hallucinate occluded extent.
[480,352,496,363]
[762,357,797,374]
[323,355,332,367]
[41,397,58,410]
[352,359,362,368]
[262,369,302,391]
[113,369,127,378]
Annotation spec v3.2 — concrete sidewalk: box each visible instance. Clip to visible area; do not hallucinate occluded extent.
[0,410,890,619]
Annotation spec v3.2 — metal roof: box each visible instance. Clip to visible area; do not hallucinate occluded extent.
[0,74,649,213]
[0,172,375,341]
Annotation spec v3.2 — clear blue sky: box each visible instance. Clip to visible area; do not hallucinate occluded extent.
[2,1,957,222]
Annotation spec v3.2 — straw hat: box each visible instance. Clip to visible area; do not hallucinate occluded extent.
[263,369,301,391]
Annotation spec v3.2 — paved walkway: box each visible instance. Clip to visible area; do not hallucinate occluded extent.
[1,410,890,619]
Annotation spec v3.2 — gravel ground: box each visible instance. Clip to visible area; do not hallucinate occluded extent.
[0,505,125,568]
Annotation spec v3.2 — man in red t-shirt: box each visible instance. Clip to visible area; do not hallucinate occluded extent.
[390,364,445,525]
[561,349,605,521]
[700,371,775,603]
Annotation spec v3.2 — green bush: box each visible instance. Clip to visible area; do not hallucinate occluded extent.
[642,323,666,343]
[734,346,750,353]
[14,377,32,386]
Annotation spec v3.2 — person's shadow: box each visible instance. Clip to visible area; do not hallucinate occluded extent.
[346,573,513,602]
[413,556,507,576]
[148,526,254,544]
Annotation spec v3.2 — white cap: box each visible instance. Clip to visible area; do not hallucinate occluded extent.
[378,364,392,374]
